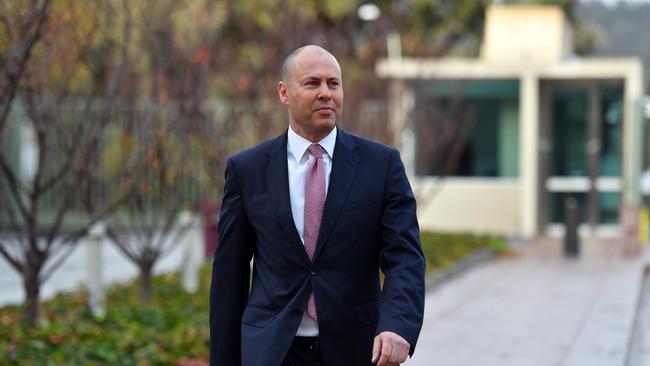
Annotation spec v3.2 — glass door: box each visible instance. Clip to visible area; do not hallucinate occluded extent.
[544,81,623,230]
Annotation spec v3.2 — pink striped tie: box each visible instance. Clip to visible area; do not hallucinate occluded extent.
[304,144,326,320]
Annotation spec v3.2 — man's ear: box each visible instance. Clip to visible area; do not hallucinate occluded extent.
[278,81,289,106]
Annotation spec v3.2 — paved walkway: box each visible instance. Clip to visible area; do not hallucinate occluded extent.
[406,238,649,366]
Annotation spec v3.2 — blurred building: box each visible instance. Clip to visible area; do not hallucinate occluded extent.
[377,4,646,239]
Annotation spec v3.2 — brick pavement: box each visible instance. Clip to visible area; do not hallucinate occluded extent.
[406,238,649,366]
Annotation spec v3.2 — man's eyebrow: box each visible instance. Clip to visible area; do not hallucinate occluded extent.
[300,76,341,82]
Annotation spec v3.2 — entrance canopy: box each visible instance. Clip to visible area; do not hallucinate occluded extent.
[376,57,644,238]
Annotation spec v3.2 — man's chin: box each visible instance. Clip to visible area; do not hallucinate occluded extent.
[316,117,337,127]
[319,121,337,132]
[309,121,336,139]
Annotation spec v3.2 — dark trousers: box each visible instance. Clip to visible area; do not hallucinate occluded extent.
[282,336,323,366]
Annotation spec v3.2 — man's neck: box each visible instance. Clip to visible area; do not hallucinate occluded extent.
[289,124,335,143]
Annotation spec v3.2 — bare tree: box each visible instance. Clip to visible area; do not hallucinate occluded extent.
[0,0,137,327]
[103,102,209,301]
[99,0,227,301]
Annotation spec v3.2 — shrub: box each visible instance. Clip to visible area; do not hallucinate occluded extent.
[0,268,211,366]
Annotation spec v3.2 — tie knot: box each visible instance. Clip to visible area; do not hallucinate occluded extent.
[307,144,326,159]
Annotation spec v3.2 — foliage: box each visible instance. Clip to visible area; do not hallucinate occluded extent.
[573,24,600,56]
[0,231,507,365]
[0,267,211,366]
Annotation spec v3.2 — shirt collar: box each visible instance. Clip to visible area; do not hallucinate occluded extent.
[288,125,337,161]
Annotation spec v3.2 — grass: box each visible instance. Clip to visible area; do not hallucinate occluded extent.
[419,231,508,273]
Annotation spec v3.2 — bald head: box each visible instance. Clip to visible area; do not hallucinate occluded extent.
[277,44,343,142]
[281,45,340,83]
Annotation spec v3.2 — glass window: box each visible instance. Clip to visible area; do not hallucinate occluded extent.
[599,192,620,224]
[600,87,623,177]
[551,88,588,177]
[413,80,519,177]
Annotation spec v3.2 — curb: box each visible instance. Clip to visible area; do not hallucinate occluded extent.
[424,248,497,292]
[623,264,650,366]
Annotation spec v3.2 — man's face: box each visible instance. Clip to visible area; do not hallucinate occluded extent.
[278,48,343,142]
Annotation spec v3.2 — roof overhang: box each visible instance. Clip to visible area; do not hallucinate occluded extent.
[376,57,643,81]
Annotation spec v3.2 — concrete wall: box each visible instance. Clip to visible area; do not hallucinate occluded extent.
[481,5,572,64]
[413,179,521,236]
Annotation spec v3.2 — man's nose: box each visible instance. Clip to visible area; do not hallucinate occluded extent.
[317,83,331,100]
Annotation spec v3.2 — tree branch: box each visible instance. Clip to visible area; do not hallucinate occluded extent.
[0,153,29,220]
[39,237,80,282]
[0,0,52,133]
[0,238,23,272]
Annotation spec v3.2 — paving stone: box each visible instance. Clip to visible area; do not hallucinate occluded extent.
[406,238,648,366]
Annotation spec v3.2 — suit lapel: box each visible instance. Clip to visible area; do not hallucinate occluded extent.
[314,127,358,261]
[264,131,310,262]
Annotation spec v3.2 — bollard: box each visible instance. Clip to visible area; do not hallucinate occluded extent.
[179,211,202,293]
[564,196,580,257]
[86,222,106,318]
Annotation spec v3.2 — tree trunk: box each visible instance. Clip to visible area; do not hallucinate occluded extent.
[139,265,153,302]
[22,268,40,328]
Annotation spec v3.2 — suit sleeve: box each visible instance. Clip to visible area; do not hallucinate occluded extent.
[376,148,426,356]
[210,158,255,366]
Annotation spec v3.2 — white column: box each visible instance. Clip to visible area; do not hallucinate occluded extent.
[519,73,540,238]
[621,62,644,252]
[623,63,644,206]
[86,222,106,318]
[387,31,402,61]
[178,211,202,293]
[19,123,38,184]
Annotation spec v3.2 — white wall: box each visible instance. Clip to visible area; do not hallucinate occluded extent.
[413,178,521,236]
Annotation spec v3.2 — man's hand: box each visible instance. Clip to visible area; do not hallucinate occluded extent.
[371,331,410,366]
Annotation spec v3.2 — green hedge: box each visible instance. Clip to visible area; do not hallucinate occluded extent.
[0,271,211,366]
[420,231,508,273]
[0,231,508,365]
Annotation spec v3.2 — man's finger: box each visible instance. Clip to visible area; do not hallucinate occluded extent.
[387,345,399,366]
[392,346,408,364]
[377,341,392,366]
[393,340,407,362]
[396,345,409,363]
[371,335,381,363]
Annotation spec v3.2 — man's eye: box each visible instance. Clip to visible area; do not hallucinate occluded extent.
[328,82,339,87]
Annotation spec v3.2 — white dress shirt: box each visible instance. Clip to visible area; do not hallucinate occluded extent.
[287,125,337,336]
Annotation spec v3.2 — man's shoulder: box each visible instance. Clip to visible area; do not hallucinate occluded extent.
[343,129,397,156]
[228,132,285,165]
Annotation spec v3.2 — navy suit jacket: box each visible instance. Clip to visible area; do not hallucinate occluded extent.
[210,127,425,366]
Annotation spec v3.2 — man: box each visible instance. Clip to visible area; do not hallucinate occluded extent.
[210,45,425,366]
